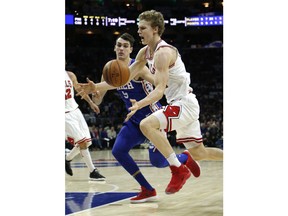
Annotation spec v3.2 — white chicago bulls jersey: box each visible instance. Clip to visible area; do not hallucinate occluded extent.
[145,40,191,104]
[65,71,78,112]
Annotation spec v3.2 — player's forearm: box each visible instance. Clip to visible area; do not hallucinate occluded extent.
[75,85,94,105]
[83,94,94,106]
[95,82,116,92]
[92,90,106,105]
[129,58,147,81]
[91,94,102,105]
[137,88,164,109]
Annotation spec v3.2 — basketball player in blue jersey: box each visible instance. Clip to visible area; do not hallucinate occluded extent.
[91,33,199,203]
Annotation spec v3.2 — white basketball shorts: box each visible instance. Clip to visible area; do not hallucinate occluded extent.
[65,108,91,146]
[151,93,203,146]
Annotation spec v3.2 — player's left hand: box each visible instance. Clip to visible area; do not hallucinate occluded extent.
[125,99,139,121]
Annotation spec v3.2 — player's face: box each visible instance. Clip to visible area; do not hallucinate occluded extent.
[114,38,132,61]
[137,20,156,45]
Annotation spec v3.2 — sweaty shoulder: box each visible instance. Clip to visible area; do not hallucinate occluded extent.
[158,45,174,55]
[155,46,176,65]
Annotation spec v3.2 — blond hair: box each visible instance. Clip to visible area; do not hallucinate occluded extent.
[138,10,165,36]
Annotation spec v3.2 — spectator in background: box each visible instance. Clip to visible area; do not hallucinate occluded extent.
[99,126,109,149]
[89,125,103,150]
[215,136,223,150]
[107,126,117,148]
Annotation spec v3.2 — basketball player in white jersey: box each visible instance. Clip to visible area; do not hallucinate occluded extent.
[78,10,223,193]
[65,71,105,180]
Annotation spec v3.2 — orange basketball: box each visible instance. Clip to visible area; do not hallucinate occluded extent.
[102,59,130,87]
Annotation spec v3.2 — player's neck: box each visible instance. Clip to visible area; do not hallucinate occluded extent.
[149,37,162,56]
[119,57,132,66]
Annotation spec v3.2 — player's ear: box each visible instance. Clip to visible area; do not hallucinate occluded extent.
[130,47,133,53]
[114,45,117,52]
[153,26,159,34]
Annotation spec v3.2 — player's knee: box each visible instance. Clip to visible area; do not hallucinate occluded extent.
[139,120,149,135]
[111,146,126,159]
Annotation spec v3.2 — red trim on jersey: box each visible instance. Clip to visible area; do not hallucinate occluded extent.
[75,137,92,145]
[177,137,203,143]
[145,46,151,60]
[162,105,181,132]
[155,45,172,52]
[141,80,150,95]
[67,137,75,145]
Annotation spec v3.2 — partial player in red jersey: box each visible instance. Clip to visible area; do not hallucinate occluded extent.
[65,70,105,181]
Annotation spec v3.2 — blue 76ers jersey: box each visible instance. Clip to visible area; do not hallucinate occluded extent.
[116,59,162,124]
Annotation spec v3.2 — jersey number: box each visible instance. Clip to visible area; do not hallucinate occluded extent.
[65,89,72,100]
[121,91,129,99]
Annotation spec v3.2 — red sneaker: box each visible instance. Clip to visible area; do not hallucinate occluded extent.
[182,150,201,178]
[165,164,191,194]
[130,186,158,203]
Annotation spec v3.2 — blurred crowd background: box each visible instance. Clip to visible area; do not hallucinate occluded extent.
[65,0,223,150]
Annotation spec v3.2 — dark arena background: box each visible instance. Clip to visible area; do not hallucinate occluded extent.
[65,0,223,149]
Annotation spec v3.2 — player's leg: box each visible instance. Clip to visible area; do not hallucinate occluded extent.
[148,141,188,168]
[65,108,105,180]
[65,110,91,172]
[65,112,80,176]
[184,142,223,161]
[78,109,105,180]
[65,138,79,176]
[176,119,204,178]
[147,141,200,177]
[140,107,191,194]
[112,121,157,203]
[177,115,223,161]
[77,140,105,181]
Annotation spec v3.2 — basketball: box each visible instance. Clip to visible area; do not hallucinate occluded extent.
[102,59,130,87]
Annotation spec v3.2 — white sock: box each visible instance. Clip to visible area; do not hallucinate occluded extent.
[166,153,181,167]
[80,149,95,173]
[66,146,80,161]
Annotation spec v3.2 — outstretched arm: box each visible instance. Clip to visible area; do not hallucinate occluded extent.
[125,48,171,121]
[78,78,115,96]
[67,71,100,114]
[91,75,108,105]
[78,47,148,96]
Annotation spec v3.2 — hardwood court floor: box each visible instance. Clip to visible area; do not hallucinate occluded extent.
[65,147,223,216]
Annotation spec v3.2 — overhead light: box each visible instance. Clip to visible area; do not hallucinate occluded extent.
[203,2,209,8]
